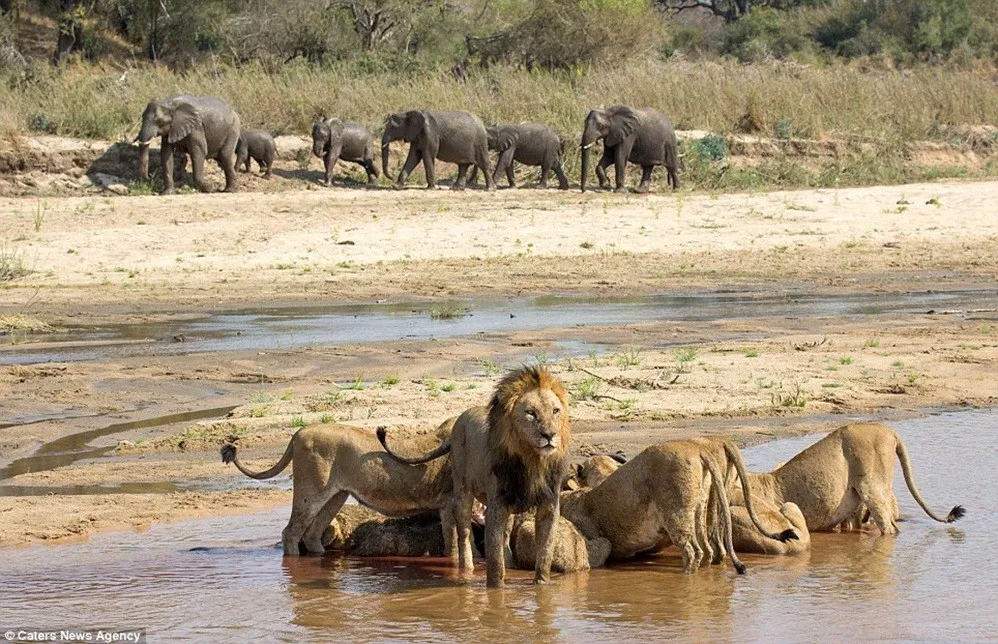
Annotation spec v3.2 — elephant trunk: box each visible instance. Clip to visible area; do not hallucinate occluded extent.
[580,123,599,193]
[136,119,159,145]
[381,135,392,179]
[137,143,150,180]
[312,139,324,158]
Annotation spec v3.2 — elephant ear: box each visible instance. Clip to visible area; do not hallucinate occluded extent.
[494,127,517,152]
[326,118,345,142]
[168,101,202,144]
[605,106,638,148]
[405,110,426,141]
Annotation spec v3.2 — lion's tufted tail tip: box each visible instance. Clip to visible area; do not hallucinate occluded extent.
[947,505,966,522]
[735,562,747,575]
[777,528,799,542]
[220,443,237,464]
[376,425,389,447]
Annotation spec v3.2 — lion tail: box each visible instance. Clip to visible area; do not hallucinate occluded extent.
[724,441,798,543]
[894,432,965,523]
[220,439,294,480]
[376,426,452,465]
[702,455,746,575]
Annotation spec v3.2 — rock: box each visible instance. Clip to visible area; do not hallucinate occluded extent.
[92,173,129,195]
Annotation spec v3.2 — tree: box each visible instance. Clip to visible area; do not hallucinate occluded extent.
[54,0,85,64]
[656,0,808,23]
[337,0,413,51]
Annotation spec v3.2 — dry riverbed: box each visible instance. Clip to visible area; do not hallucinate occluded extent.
[0,178,996,547]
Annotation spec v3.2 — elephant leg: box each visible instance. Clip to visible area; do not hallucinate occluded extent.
[539,163,550,189]
[467,165,479,187]
[324,145,342,186]
[160,143,175,195]
[396,146,422,188]
[453,164,470,191]
[637,166,654,193]
[595,148,613,189]
[668,165,680,191]
[492,148,515,188]
[219,149,238,194]
[505,161,516,188]
[236,149,249,173]
[422,153,437,189]
[190,147,210,193]
[361,158,378,184]
[553,161,570,190]
[476,141,495,191]
[263,150,275,179]
[613,140,635,193]
[175,153,187,183]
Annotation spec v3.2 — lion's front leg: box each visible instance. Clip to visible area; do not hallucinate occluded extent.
[485,494,511,588]
[534,498,559,584]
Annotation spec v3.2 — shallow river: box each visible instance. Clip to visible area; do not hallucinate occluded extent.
[1,410,994,642]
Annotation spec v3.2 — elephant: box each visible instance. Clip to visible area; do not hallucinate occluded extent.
[135,95,241,194]
[469,123,570,189]
[580,105,680,193]
[311,118,379,185]
[381,110,495,191]
[236,129,276,179]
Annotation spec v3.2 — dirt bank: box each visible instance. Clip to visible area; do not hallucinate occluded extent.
[1,179,996,320]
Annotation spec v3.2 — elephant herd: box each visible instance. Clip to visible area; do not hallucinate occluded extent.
[134,95,682,195]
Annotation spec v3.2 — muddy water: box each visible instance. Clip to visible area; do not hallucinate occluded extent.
[0,410,993,641]
[2,289,995,365]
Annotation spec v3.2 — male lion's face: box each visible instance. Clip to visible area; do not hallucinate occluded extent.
[513,388,566,456]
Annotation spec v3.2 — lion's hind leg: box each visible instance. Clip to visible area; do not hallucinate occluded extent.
[303,490,350,553]
[664,510,702,574]
[855,477,899,535]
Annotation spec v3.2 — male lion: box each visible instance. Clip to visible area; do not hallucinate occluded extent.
[729,422,965,534]
[221,417,457,555]
[382,366,571,587]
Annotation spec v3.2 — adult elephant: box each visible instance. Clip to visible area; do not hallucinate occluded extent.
[381,110,495,190]
[580,105,679,193]
[135,95,241,195]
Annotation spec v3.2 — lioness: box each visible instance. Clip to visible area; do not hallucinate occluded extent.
[379,405,499,571]
[730,422,965,534]
[561,440,753,574]
[221,417,457,555]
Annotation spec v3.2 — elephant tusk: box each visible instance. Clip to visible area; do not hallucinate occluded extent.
[581,142,595,150]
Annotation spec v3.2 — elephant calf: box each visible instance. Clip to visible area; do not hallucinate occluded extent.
[311,118,379,186]
[236,129,277,179]
[381,110,495,191]
[471,123,569,189]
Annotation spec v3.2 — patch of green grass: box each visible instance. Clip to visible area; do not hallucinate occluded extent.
[344,377,365,391]
[291,415,307,428]
[675,346,699,372]
[441,383,456,392]
[0,245,31,282]
[743,348,759,358]
[772,383,808,408]
[249,406,269,418]
[839,356,853,365]
[891,359,904,368]
[320,413,334,424]
[280,390,294,401]
[617,348,642,368]
[822,382,842,389]
[425,378,440,397]
[573,376,603,402]
[379,374,399,387]
[864,337,881,348]
[479,359,501,376]
[429,302,469,320]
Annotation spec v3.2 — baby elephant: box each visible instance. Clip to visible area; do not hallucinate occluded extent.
[236,129,277,179]
[473,123,570,189]
[311,118,379,186]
